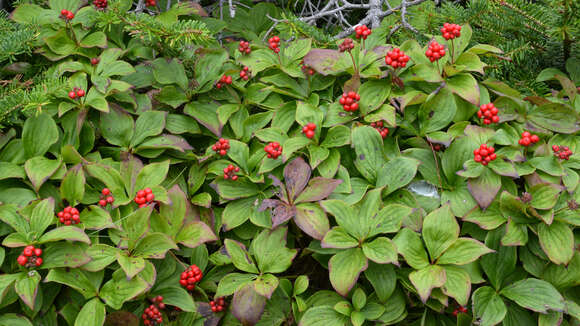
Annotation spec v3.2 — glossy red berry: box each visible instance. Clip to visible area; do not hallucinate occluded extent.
[268,36,281,53]
[66,12,74,20]
[518,131,539,147]
[302,123,316,139]
[146,0,156,7]
[441,23,462,40]
[239,66,251,81]
[552,145,572,160]
[338,38,355,52]
[17,255,28,266]
[223,164,240,180]
[216,75,233,89]
[76,89,85,97]
[264,142,282,159]
[60,10,74,20]
[355,25,372,40]
[385,48,410,68]
[210,297,227,313]
[134,188,155,208]
[339,92,360,112]
[473,144,496,166]
[57,206,80,225]
[212,138,230,156]
[238,40,251,54]
[477,103,499,125]
[68,91,77,99]
[425,41,445,62]
[180,264,203,291]
[17,245,43,268]
[93,0,107,9]
[370,121,390,138]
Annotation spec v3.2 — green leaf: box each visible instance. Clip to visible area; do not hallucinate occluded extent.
[480,228,517,290]
[253,273,279,299]
[376,157,420,194]
[422,205,459,262]
[528,103,580,134]
[99,105,134,147]
[15,272,41,309]
[364,263,396,302]
[320,200,361,240]
[0,162,25,180]
[251,227,297,274]
[472,286,507,326]
[441,266,471,306]
[22,113,59,158]
[419,88,457,133]
[99,268,151,310]
[25,156,62,191]
[538,222,574,265]
[80,32,107,48]
[293,275,309,296]
[216,273,257,298]
[409,265,446,303]
[320,125,351,148]
[38,226,90,244]
[328,248,368,296]
[0,205,29,234]
[29,198,55,237]
[529,183,561,210]
[151,287,196,312]
[80,206,115,230]
[41,242,91,269]
[282,137,311,161]
[437,238,493,265]
[370,204,412,236]
[358,80,391,115]
[352,126,386,183]
[133,233,177,259]
[0,314,33,326]
[82,244,118,272]
[131,111,166,148]
[500,278,565,313]
[122,207,152,249]
[321,227,358,249]
[296,101,324,127]
[362,237,398,265]
[299,306,350,326]
[446,73,480,105]
[210,178,259,200]
[134,161,169,191]
[225,239,259,274]
[487,159,518,178]
[392,228,429,269]
[152,58,188,90]
[74,298,106,326]
[60,164,85,204]
[45,268,98,299]
[457,160,485,178]
[176,221,217,248]
[352,288,366,311]
[294,203,330,240]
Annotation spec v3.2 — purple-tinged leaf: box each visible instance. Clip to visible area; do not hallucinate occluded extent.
[268,175,288,202]
[184,102,223,136]
[270,203,296,228]
[103,311,140,326]
[258,199,282,212]
[231,282,267,326]
[284,157,311,201]
[295,177,342,203]
[15,271,40,310]
[253,274,279,299]
[294,203,330,240]
[468,169,501,209]
[197,302,222,326]
[303,49,344,76]
[135,134,193,152]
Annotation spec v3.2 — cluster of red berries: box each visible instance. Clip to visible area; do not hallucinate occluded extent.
[212,138,230,156]
[518,131,540,146]
[339,91,360,112]
[477,103,500,124]
[223,164,240,181]
[238,40,251,54]
[301,60,315,76]
[210,297,226,313]
[60,9,74,20]
[68,87,85,100]
[264,142,282,159]
[552,145,572,160]
[57,206,81,225]
[134,188,155,208]
[355,25,372,40]
[239,66,251,81]
[473,144,496,165]
[370,121,389,138]
[268,36,281,53]
[425,41,446,62]
[16,245,43,268]
[339,38,355,52]
[142,298,163,326]
[302,123,316,139]
[98,188,114,207]
[216,75,233,89]
[385,48,410,68]
[452,306,468,316]
[179,264,203,291]
[146,0,156,7]
[93,0,107,9]
[441,23,462,40]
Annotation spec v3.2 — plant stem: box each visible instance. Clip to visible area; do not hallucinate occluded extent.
[450,38,455,64]
[348,51,359,75]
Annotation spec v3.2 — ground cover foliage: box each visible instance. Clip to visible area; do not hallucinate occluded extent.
[0,0,579,325]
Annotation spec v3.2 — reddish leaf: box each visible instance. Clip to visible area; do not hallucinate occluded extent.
[295,178,342,203]
[270,202,297,228]
[303,49,344,76]
[284,157,311,201]
[231,282,266,326]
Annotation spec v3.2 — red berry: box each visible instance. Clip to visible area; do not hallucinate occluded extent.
[17,255,28,266]
[35,258,43,266]
[102,188,110,195]
[61,9,68,15]
[68,91,77,99]
[99,199,107,206]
